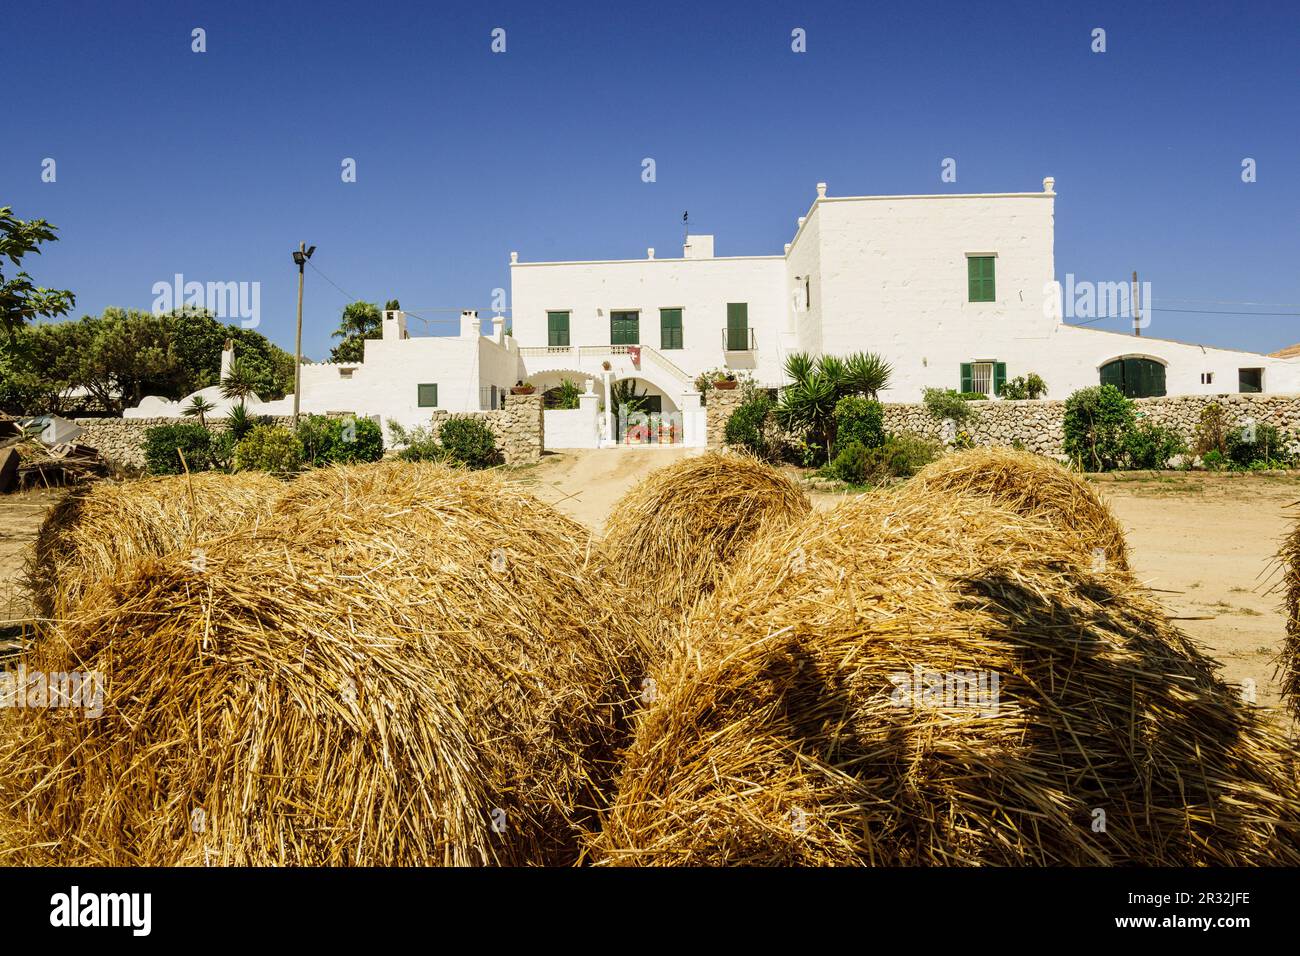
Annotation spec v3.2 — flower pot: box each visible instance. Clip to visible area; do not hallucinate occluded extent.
[510,386,536,395]
[713,380,738,390]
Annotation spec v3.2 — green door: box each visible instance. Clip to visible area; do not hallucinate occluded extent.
[726,303,749,350]
[1100,358,1166,398]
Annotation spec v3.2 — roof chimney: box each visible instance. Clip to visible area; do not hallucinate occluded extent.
[816,182,827,199]
[1043,177,1056,194]
[460,309,480,338]
[683,234,714,259]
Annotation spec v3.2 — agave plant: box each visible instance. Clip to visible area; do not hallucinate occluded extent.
[843,351,892,399]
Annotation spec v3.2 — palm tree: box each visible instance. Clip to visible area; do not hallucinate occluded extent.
[220,357,259,410]
[610,378,648,417]
[182,394,216,427]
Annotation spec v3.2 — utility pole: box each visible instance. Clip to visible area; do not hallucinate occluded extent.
[1132,269,1142,337]
[292,240,314,421]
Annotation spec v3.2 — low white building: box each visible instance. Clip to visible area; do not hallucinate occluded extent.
[126,177,1300,447]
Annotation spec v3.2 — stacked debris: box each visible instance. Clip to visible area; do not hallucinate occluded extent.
[0,415,107,492]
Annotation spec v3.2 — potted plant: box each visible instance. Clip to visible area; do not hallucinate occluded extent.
[713,373,738,390]
[510,380,536,395]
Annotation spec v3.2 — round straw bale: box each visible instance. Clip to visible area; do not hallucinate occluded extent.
[1278,514,1300,721]
[2,462,636,866]
[908,447,1130,572]
[27,471,281,622]
[598,488,1300,865]
[600,450,811,622]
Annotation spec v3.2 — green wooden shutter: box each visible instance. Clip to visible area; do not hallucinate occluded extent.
[726,303,749,350]
[968,257,995,302]
[1100,360,1125,392]
[993,361,1007,396]
[960,363,973,393]
[660,308,683,349]
[610,311,639,345]
[417,383,438,407]
[547,311,569,347]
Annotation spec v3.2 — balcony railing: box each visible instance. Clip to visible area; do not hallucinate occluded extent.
[723,328,756,352]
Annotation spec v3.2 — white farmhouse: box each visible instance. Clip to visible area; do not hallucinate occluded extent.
[126,178,1300,448]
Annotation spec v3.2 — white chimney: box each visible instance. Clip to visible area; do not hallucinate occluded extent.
[460,309,480,338]
[509,251,519,264]
[647,247,655,259]
[1043,176,1056,194]
[816,182,827,199]
[219,339,234,379]
[382,310,408,342]
[683,234,714,259]
[492,314,505,342]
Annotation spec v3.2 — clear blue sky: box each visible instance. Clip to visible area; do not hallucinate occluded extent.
[4,0,1298,360]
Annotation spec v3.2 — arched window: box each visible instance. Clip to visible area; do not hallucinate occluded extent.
[1099,357,1166,398]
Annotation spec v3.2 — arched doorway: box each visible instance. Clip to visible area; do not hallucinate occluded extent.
[1100,356,1166,398]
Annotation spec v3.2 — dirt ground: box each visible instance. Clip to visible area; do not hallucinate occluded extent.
[3,458,1297,723]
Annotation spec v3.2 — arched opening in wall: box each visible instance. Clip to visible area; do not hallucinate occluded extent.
[1099,356,1167,398]
[611,377,682,445]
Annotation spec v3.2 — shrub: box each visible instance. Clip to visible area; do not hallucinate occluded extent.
[1062,385,1135,472]
[387,422,447,463]
[142,423,214,475]
[832,396,885,453]
[210,430,237,472]
[544,378,583,410]
[999,373,1048,400]
[1193,403,1228,457]
[827,434,941,486]
[226,403,256,442]
[438,416,500,469]
[725,392,776,459]
[1124,421,1186,470]
[234,425,304,473]
[1201,449,1226,472]
[1225,422,1291,469]
[297,415,384,466]
[922,388,979,426]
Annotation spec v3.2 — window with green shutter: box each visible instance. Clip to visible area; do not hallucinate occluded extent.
[660,308,683,350]
[611,310,639,345]
[726,302,749,350]
[993,361,1007,397]
[417,383,438,407]
[547,311,570,347]
[967,256,996,302]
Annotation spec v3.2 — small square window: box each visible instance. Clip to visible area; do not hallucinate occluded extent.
[1239,368,1263,393]
[1200,372,1213,385]
[417,383,439,407]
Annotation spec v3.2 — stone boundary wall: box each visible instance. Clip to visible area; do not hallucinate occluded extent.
[73,416,296,472]
[705,387,747,449]
[429,392,544,465]
[883,393,1300,458]
[75,397,546,473]
[703,392,1300,460]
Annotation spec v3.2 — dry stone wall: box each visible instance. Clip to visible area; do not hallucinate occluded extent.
[73,416,296,473]
[705,392,1300,461]
[705,387,747,449]
[429,392,544,465]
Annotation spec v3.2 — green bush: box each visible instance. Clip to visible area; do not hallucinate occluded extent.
[297,415,384,466]
[922,388,979,426]
[828,434,941,486]
[998,373,1048,400]
[832,396,885,453]
[1225,422,1291,468]
[1202,449,1226,471]
[438,416,500,469]
[725,392,775,458]
[387,422,446,462]
[234,425,304,473]
[1062,385,1135,472]
[142,423,214,475]
[1124,421,1186,470]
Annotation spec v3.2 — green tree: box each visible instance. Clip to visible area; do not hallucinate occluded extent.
[0,207,76,342]
[79,308,184,410]
[1062,385,1135,472]
[330,301,383,362]
[166,308,294,399]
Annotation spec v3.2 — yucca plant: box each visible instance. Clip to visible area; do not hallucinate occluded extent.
[777,350,893,460]
[843,351,892,399]
[220,358,259,409]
